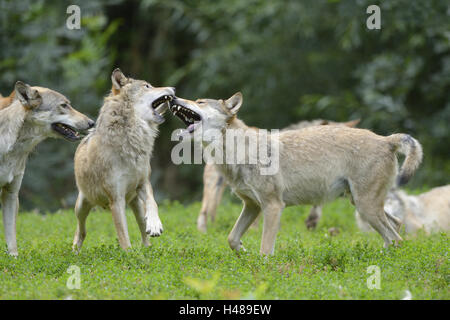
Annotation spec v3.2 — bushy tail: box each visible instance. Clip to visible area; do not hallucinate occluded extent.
[387,134,423,186]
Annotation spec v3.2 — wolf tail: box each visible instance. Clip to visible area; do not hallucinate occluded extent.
[386,133,423,186]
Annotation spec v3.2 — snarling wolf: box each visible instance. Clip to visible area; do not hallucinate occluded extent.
[356,185,450,234]
[197,119,360,232]
[72,69,175,251]
[0,81,94,256]
[170,93,422,255]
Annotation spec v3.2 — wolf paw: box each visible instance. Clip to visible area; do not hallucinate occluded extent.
[305,217,318,230]
[146,218,164,237]
[8,251,18,258]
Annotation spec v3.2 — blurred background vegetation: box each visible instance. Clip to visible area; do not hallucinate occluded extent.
[0,0,449,211]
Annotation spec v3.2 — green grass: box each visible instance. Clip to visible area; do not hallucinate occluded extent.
[0,198,448,299]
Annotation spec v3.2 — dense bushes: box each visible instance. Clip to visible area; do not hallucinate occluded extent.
[1,0,448,210]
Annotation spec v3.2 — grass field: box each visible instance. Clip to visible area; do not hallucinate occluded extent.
[0,197,448,300]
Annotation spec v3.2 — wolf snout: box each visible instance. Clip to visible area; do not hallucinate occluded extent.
[87,119,95,129]
[164,87,176,99]
[171,97,183,107]
[76,118,95,131]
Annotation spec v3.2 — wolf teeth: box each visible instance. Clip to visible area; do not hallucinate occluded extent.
[56,123,78,136]
[152,95,173,108]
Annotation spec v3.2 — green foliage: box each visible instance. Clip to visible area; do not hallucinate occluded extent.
[0,0,449,209]
[0,199,448,299]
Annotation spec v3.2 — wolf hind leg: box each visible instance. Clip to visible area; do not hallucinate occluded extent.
[355,197,402,247]
[197,164,226,232]
[72,192,93,252]
[385,210,402,233]
[209,176,226,223]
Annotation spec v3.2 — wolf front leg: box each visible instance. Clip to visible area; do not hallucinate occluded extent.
[110,197,132,250]
[260,200,285,256]
[227,200,260,253]
[1,175,23,256]
[129,193,150,247]
[143,182,163,237]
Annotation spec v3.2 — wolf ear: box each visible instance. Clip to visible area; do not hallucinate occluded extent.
[111,68,128,92]
[14,81,42,110]
[344,119,361,128]
[225,92,243,115]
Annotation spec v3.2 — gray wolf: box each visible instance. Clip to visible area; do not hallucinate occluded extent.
[0,81,94,256]
[356,185,450,233]
[198,119,360,232]
[72,69,175,251]
[170,93,422,255]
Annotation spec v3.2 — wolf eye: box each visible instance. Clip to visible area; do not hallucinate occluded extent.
[60,103,69,108]
[144,84,151,89]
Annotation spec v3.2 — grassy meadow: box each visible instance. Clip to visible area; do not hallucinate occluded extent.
[0,197,448,299]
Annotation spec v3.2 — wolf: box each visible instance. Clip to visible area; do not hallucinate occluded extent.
[72,69,175,252]
[356,185,450,234]
[197,119,360,232]
[170,92,422,255]
[0,81,94,256]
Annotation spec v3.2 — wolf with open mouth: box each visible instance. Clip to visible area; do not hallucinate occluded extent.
[72,68,175,251]
[0,81,94,256]
[170,93,422,255]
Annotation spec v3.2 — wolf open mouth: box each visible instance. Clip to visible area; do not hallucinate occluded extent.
[152,95,173,115]
[51,123,84,142]
[151,95,174,124]
[170,101,201,133]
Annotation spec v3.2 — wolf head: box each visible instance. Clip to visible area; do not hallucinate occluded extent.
[110,68,175,125]
[14,81,95,141]
[170,92,243,140]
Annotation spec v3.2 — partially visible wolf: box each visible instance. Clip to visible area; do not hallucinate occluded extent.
[197,119,360,232]
[170,93,422,254]
[0,81,94,256]
[72,69,175,252]
[0,90,15,109]
[356,185,450,233]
